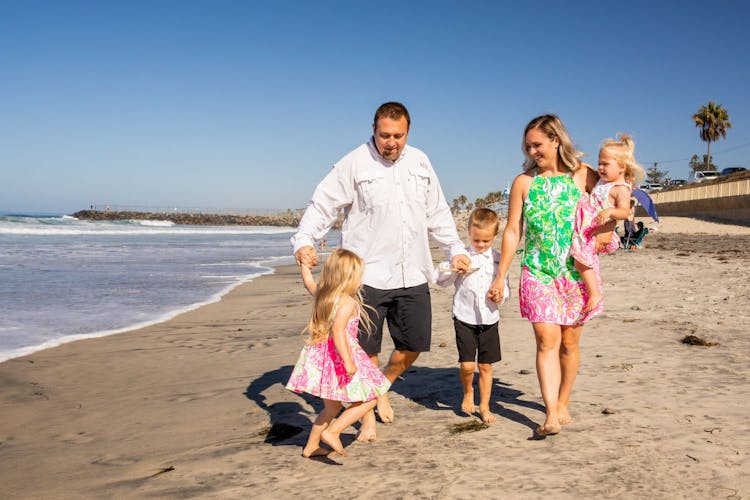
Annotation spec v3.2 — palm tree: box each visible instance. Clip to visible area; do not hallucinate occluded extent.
[693,101,731,171]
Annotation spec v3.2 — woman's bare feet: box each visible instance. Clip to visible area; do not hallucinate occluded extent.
[461,392,476,415]
[479,406,496,424]
[558,405,572,425]
[536,421,561,436]
[302,445,330,458]
[321,429,347,456]
[376,394,394,423]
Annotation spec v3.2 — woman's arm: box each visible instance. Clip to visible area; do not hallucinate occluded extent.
[489,173,529,302]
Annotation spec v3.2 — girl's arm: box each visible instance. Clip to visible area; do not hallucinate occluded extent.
[331,297,357,376]
[596,185,633,225]
[300,264,318,296]
[488,173,529,302]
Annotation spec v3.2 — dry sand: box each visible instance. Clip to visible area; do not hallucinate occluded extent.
[1,216,749,498]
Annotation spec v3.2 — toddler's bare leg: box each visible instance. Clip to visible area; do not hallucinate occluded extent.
[459,361,476,415]
[477,363,496,423]
[303,399,341,458]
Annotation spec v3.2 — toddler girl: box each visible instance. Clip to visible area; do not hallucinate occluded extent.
[571,134,645,314]
[286,248,390,457]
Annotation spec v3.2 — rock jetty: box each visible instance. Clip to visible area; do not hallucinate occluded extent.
[71,210,303,227]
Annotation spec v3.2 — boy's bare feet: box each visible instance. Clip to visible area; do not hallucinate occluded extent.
[479,406,496,424]
[302,446,330,458]
[376,394,394,423]
[582,292,602,313]
[461,393,476,415]
[321,429,347,457]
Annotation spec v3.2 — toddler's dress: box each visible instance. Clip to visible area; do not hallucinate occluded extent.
[570,180,631,268]
[286,310,390,402]
[519,173,600,325]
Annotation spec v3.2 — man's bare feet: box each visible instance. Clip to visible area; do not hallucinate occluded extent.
[582,292,602,313]
[461,393,476,415]
[558,405,572,425]
[376,394,394,423]
[302,445,330,458]
[321,429,347,456]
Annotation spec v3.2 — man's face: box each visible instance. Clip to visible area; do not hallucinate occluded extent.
[373,116,409,161]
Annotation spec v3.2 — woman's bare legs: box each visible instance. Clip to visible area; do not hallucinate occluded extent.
[303,399,342,458]
[557,324,582,425]
[532,322,562,435]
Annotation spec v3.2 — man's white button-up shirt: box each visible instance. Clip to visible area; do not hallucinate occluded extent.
[291,138,466,289]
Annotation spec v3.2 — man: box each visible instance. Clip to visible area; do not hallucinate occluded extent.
[292,102,470,441]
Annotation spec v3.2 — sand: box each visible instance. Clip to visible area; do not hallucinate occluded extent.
[1,216,749,498]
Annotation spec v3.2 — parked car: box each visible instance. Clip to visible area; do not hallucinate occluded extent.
[690,171,720,183]
[668,179,687,187]
[719,167,747,176]
[638,183,663,192]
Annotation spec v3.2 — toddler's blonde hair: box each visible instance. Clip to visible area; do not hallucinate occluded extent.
[305,248,372,344]
[600,134,645,187]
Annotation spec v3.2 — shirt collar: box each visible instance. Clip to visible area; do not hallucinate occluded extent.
[468,246,493,258]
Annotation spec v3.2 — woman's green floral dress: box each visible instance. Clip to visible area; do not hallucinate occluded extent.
[519,173,600,325]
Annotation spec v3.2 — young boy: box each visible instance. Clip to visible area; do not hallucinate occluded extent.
[436,208,509,424]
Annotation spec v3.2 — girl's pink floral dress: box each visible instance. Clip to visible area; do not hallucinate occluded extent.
[286,312,390,402]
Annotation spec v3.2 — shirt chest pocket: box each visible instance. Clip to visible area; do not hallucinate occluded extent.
[408,165,431,206]
[354,170,387,211]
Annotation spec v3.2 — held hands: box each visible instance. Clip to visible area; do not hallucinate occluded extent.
[294,245,318,267]
[451,254,471,274]
[487,281,507,304]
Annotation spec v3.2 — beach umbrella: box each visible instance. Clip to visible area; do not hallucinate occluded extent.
[632,188,659,222]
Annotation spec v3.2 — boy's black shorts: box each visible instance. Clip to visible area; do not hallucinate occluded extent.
[453,317,501,364]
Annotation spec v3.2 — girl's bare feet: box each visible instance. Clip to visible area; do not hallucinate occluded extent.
[302,446,330,458]
[321,429,347,456]
[479,406,496,424]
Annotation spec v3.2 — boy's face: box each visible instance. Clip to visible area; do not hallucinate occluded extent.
[468,226,496,253]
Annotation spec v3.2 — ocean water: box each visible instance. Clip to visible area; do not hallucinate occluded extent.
[0,213,337,363]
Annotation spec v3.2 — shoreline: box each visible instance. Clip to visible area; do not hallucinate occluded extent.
[2,216,749,497]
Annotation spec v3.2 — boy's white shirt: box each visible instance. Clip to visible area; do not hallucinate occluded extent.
[435,245,509,325]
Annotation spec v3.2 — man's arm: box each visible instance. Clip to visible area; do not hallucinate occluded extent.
[421,162,469,267]
[291,163,354,263]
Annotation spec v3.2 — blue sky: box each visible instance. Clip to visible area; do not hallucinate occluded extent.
[2,0,749,214]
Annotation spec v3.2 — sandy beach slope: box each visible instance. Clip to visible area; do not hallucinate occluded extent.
[1,217,749,498]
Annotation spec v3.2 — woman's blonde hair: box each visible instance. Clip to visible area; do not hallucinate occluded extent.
[305,248,372,344]
[522,114,583,173]
[600,134,646,187]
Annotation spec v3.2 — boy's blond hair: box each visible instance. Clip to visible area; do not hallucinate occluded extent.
[468,208,500,235]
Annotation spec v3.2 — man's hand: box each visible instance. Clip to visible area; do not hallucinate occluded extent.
[295,245,318,267]
[451,254,471,274]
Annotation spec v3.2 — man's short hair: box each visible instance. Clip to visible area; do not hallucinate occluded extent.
[468,208,500,235]
[374,102,411,128]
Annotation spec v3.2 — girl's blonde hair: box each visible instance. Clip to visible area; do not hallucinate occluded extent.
[522,114,584,173]
[600,134,646,187]
[305,248,372,344]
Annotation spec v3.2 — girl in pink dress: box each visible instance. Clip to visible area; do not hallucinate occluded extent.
[571,134,645,314]
[286,248,390,458]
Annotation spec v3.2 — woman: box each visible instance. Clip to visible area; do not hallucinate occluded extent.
[489,114,603,436]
